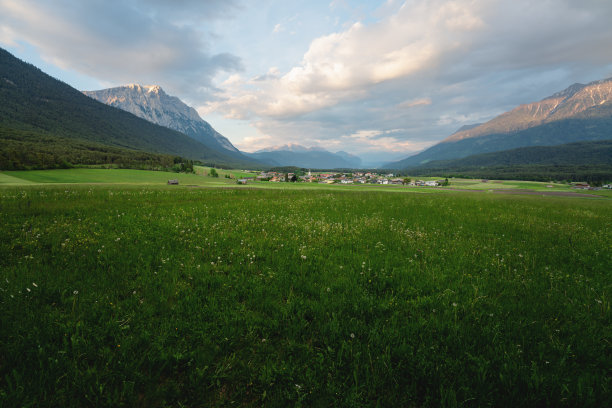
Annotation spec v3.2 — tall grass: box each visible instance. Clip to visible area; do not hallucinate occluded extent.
[1,186,610,407]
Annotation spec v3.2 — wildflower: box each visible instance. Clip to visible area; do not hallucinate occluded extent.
[452,302,457,307]
[73,290,79,295]
[26,287,31,292]
[32,282,37,287]
[301,255,307,260]
[350,333,355,339]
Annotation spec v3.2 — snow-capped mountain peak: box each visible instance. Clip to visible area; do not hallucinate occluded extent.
[83,84,240,154]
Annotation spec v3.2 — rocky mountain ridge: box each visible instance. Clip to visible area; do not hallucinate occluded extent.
[446,77,612,143]
[0,46,243,168]
[83,84,245,158]
[385,77,612,168]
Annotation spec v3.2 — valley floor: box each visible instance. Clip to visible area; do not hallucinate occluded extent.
[1,168,611,198]
[0,170,610,407]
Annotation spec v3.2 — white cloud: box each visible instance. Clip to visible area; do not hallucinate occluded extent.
[212,0,487,120]
[0,0,242,99]
[211,0,612,155]
[397,98,432,109]
[4,0,612,160]
[340,130,434,153]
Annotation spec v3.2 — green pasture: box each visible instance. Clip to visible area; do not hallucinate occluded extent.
[0,184,610,407]
[2,169,611,198]
[446,178,566,190]
[0,169,234,186]
[0,172,36,185]
[194,166,258,179]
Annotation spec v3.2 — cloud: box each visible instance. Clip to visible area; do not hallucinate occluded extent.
[210,0,612,157]
[397,98,432,109]
[4,0,612,161]
[335,129,434,154]
[0,0,242,99]
[211,0,488,119]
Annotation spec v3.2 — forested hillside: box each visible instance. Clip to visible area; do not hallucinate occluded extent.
[0,48,245,169]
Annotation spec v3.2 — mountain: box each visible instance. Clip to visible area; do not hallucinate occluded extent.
[245,144,363,169]
[83,85,256,165]
[403,140,612,183]
[416,140,612,168]
[386,78,612,168]
[0,47,249,169]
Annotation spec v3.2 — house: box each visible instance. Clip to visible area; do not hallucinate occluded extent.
[424,180,439,186]
[237,178,249,184]
[167,179,179,185]
[572,183,590,189]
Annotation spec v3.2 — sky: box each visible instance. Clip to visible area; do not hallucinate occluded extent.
[2,0,612,165]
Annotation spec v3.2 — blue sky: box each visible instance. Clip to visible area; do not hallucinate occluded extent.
[2,0,612,165]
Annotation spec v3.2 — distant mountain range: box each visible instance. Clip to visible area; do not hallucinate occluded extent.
[0,47,257,169]
[245,144,363,169]
[386,78,612,169]
[83,85,258,165]
[2,44,610,178]
[82,84,365,169]
[404,140,612,182]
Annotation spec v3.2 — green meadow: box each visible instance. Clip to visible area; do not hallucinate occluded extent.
[0,170,611,407]
[0,168,234,186]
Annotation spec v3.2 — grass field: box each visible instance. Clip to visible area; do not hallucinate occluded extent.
[0,168,236,186]
[2,169,611,198]
[0,180,610,407]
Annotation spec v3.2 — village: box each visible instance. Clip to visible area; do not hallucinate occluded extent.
[237,171,449,186]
